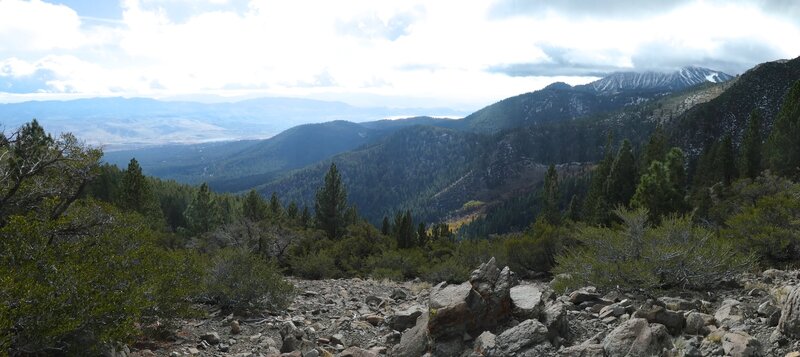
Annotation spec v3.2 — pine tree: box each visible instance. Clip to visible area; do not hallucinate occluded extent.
[269,192,283,218]
[119,158,153,214]
[417,223,428,247]
[739,110,762,179]
[631,148,687,222]
[583,134,614,225]
[641,125,667,170]
[395,210,414,249]
[766,80,800,178]
[184,183,221,234]
[242,189,267,221]
[716,135,737,186]
[541,164,560,225]
[565,194,581,222]
[380,216,391,235]
[315,163,348,240]
[286,201,299,220]
[605,139,637,208]
[299,206,311,228]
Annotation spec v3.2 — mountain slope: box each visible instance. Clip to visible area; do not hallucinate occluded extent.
[669,57,800,158]
[464,67,734,133]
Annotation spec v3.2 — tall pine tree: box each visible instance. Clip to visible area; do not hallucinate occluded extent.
[766,80,800,178]
[315,163,348,240]
[242,189,267,221]
[184,182,221,235]
[119,158,153,214]
[641,125,667,170]
[540,164,560,225]
[716,134,737,186]
[605,139,637,208]
[739,110,762,179]
[583,134,614,225]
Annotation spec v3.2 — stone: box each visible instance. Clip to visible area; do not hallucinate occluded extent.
[685,312,713,335]
[633,305,685,335]
[230,320,241,335]
[468,258,514,329]
[339,347,378,357]
[657,296,699,311]
[387,306,423,331]
[569,288,601,305]
[473,331,496,355]
[218,344,230,352]
[542,301,569,340]
[558,343,605,357]
[431,338,464,357]
[393,313,430,357]
[715,299,745,326]
[330,333,346,346]
[602,318,673,357]
[722,330,762,357]
[786,352,800,357]
[428,281,484,338]
[391,288,409,300]
[778,285,800,338]
[492,319,549,355]
[598,304,626,319]
[510,284,544,319]
[200,332,221,345]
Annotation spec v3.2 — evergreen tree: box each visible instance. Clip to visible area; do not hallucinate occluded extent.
[286,201,299,220]
[631,148,687,222]
[119,158,154,214]
[395,210,415,249]
[345,205,359,226]
[315,163,348,240]
[417,223,428,247]
[605,139,637,208]
[380,216,391,235]
[583,134,614,225]
[269,192,283,218]
[242,189,267,221]
[641,125,667,170]
[300,206,311,228]
[184,183,221,234]
[766,80,800,178]
[739,110,762,179]
[715,134,737,186]
[541,164,560,225]
[565,194,581,222]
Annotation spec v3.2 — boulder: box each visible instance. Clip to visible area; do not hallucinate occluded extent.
[473,331,496,356]
[542,301,569,340]
[428,282,484,338]
[510,285,544,319]
[387,306,424,332]
[684,312,714,335]
[393,313,430,357]
[432,338,464,357]
[468,258,514,328]
[633,305,685,335]
[778,285,800,338]
[491,319,549,356]
[340,347,378,357]
[602,318,673,357]
[722,330,763,357]
[715,299,745,327]
[569,288,601,305]
[230,320,241,335]
[657,296,699,311]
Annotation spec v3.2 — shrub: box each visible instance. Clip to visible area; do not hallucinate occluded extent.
[368,248,426,280]
[503,217,572,277]
[554,208,752,294]
[0,203,202,355]
[289,248,339,279]
[203,248,294,312]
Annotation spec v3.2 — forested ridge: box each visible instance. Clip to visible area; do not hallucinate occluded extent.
[2,57,800,354]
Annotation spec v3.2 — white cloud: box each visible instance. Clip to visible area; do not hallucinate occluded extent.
[0,0,799,110]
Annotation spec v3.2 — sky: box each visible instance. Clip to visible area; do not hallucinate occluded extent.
[1,0,799,111]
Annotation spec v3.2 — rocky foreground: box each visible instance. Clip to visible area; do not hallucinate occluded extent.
[116,259,800,357]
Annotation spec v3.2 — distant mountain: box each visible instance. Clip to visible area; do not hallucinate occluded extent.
[103,116,462,191]
[0,97,468,149]
[463,67,733,133]
[669,57,800,158]
[584,66,734,94]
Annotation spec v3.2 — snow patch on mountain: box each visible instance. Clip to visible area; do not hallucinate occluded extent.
[585,66,734,94]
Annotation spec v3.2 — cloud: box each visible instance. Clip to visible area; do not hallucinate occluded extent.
[336,8,422,41]
[0,0,85,52]
[488,0,691,19]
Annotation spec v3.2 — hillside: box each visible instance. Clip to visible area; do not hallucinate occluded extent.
[584,66,733,93]
[669,57,800,158]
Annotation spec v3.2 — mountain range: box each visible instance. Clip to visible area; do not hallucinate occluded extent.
[18,61,800,229]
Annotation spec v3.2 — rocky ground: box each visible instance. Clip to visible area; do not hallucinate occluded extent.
[115,260,800,357]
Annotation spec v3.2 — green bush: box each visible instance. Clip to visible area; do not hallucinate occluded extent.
[554,208,752,294]
[289,248,339,279]
[421,257,471,283]
[0,202,202,355]
[203,248,294,312]
[503,217,572,277]
[368,248,426,280]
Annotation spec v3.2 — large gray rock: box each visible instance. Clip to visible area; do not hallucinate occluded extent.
[715,299,745,327]
[428,282,485,338]
[633,305,685,335]
[559,343,605,357]
[602,318,673,357]
[491,319,549,356]
[200,332,220,345]
[468,257,514,329]
[542,301,569,341]
[684,312,714,335]
[657,297,699,311]
[388,306,424,332]
[778,285,800,338]
[473,331,496,356]
[569,288,601,305]
[722,330,763,357]
[510,285,544,319]
[393,313,430,357]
